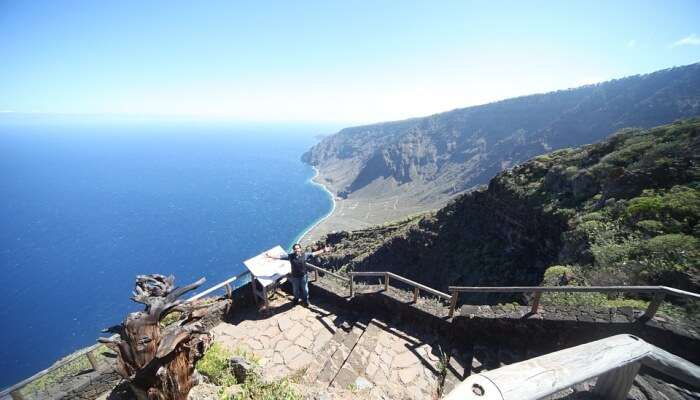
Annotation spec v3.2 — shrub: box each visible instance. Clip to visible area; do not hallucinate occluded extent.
[635,220,665,235]
[542,291,608,308]
[580,212,605,222]
[626,186,700,232]
[234,375,301,400]
[640,234,699,273]
[542,265,574,285]
[197,342,237,387]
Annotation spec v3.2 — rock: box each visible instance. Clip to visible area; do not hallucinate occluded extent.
[187,383,219,400]
[223,385,242,399]
[392,352,418,368]
[572,170,599,200]
[398,367,419,384]
[354,376,374,390]
[228,356,253,383]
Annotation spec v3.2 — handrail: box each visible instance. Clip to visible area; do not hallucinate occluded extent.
[443,334,700,400]
[446,285,700,318]
[187,271,250,302]
[447,285,700,298]
[386,272,451,299]
[307,263,350,283]
[348,271,452,302]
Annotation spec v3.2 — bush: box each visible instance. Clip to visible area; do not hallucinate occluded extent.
[235,374,301,400]
[626,186,700,233]
[542,265,574,285]
[197,343,237,387]
[541,291,607,308]
[636,220,665,235]
[640,234,699,273]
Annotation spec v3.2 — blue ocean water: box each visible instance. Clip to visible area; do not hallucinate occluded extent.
[0,120,334,388]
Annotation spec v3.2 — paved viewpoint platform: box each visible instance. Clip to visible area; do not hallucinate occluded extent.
[211,293,459,399]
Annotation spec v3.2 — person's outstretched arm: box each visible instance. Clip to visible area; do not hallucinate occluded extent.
[266,251,289,260]
[308,245,332,258]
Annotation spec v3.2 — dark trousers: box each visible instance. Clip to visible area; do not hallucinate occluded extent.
[289,274,309,301]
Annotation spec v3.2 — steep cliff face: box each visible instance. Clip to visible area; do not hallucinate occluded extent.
[303,63,700,210]
[318,119,700,296]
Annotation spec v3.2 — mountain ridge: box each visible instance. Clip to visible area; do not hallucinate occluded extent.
[315,119,700,306]
[302,63,700,241]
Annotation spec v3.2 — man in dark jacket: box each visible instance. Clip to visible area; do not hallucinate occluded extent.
[267,243,330,306]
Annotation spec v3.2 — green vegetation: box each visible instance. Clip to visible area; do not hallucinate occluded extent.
[196,343,301,400]
[234,375,301,400]
[506,120,699,315]
[197,343,238,387]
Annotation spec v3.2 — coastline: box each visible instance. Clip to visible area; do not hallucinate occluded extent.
[292,166,337,246]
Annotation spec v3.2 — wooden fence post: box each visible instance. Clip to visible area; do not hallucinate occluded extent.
[349,274,354,298]
[10,390,26,400]
[314,269,319,282]
[86,350,100,371]
[384,273,390,291]
[593,362,641,400]
[643,292,665,320]
[413,287,419,303]
[449,290,459,318]
[530,292,542,314]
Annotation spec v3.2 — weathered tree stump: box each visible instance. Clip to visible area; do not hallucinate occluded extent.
[99,274,215,400]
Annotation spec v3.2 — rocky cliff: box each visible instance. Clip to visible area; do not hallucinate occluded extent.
[303,63,700,217]
[315,119,700,301]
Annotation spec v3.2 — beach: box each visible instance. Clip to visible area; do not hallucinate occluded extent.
[294,166,337,245]
[298,167,436,245]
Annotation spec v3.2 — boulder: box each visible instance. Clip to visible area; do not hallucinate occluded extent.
[228,356,254,383]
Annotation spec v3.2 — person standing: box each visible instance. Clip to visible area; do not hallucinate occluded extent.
[267,243,331,306]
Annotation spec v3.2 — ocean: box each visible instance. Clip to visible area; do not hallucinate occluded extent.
[0,119,335,388]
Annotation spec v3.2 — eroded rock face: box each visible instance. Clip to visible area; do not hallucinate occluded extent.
[303,63,700,214]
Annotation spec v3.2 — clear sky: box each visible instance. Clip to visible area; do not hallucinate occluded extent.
[1,1,699,124]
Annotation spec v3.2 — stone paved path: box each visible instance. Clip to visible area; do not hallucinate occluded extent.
[212,295,339,382]
[211,293,458,399]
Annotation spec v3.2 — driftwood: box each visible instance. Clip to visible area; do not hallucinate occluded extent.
[99,274,214,400]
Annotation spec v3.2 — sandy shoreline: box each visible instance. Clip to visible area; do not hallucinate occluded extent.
[294,166,337,245]
[296,166,440,245]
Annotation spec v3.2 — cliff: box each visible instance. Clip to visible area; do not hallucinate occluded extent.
[303,63,700,230]
[316,119,700,300]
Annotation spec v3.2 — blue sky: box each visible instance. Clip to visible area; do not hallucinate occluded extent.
[1,1,699,123]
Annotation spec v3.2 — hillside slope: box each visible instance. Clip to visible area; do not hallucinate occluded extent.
[317,119,700,299]
[303,63,700,234]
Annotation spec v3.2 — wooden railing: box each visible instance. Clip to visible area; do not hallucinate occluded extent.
[338,270,700,323]
[348,271,452,302]
[447,285,700,319]
[4,263,699,400]
[443,334,700,400]
[307,263,351,284]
